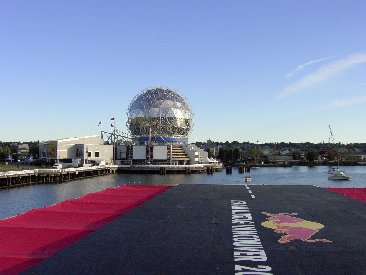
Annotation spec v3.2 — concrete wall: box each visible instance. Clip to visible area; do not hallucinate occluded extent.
[133,145,146,160]
[86,144,113,163]
[182,144,211,164]
[116,145,127,159]
[56,135,113,164]
[182,144,200,164]
[153,146,168,160]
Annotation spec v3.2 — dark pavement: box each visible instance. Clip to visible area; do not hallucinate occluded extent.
[25,184,366,274]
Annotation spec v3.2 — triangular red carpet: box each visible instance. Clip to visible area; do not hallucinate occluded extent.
[0,185,170,274]
[326,188,366,203]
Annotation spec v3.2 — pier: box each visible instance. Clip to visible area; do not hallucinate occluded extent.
[0,164,222,189]
[0,166,117,189]
[116,164,222,174]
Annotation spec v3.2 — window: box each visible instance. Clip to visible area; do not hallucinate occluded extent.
[87,152,91,157]
[95,152,100,157]
[75,148,83,158]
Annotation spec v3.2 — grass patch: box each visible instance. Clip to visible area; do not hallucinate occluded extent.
[0,164,44,172]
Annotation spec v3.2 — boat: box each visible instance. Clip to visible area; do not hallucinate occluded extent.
[328,171,351,180]
[244,176,252,182]
[327,167,340,174]
[326,125,351,180]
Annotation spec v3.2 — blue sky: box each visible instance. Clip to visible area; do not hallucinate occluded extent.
[1,1,365,143]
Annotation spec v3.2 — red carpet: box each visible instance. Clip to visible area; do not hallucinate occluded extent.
[0,185,170,274]
[326,188,366,203]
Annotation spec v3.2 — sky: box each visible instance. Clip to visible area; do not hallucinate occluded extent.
[1,1,366,143]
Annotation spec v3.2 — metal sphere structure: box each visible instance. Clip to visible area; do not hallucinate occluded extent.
[126,86,194,143]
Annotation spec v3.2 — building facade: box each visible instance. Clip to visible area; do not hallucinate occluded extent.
[56,135,113,166]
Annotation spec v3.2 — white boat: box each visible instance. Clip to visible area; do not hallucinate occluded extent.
[328,170,351,180]
[327,167,340,174]
[244,176,252,182]
[326,126,351,181]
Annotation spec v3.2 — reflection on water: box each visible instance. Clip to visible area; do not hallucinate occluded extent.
[0,166,365,219]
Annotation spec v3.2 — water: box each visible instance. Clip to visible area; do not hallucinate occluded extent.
[0,166,365,219]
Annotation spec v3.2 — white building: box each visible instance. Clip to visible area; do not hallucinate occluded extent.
[50,134,217,167]
[56,135,113,166]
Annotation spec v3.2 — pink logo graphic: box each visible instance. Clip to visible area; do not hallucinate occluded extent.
[261,212,332,244]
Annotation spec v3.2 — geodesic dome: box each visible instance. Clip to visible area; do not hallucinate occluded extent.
[126,86,193,143]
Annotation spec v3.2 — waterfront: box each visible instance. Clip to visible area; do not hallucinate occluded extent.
[0,166,365,220]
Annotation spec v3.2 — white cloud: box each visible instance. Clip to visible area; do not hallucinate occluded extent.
[330,96,366,109]
[279,53,366,98]
[286,56,335,78]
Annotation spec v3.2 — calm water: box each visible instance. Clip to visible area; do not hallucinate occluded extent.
[0,166,365,219]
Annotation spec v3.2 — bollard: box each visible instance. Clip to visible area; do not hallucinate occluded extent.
[226,166,232,174]
[238,166,243,174]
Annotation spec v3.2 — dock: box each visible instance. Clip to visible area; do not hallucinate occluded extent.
[0,166,117,189]
[116,164,222,174]
[0,164,222,189]
[24,184,365,274]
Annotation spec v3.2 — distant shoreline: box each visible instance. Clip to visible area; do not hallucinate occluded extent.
[227,163,366,168]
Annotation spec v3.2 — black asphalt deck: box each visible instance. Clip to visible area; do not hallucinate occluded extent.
[25,184,366,275]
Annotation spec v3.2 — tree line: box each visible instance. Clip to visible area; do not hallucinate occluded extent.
[0,142,39,162]
[211,146,341,166]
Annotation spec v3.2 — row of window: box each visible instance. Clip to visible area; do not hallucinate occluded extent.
[87,152,99,157]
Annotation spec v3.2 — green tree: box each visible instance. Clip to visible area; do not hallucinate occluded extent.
[326,148,337,161]
[29,142,39,157]
[339,149,356,163]
[0,146,11,160]
[268,149,278,163]
[218,147,236,164]
[46,144,57,158]
[233,148,241,162]
[291,150,301,160]
[306,150,318,163]
[250,147,262,163]
[226,149,233,162]
[10,144,18,154]
[218,148,227,162]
